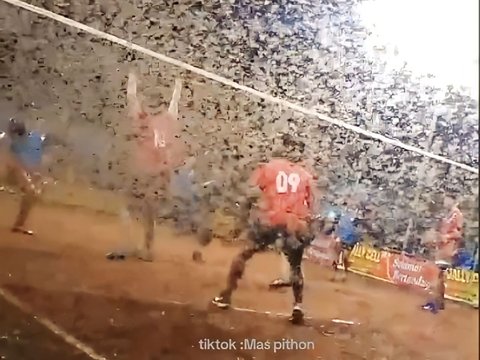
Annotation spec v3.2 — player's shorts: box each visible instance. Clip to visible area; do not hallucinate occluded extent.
[126,172,171,218]
[248,221,314,253]
[129,171,170,200]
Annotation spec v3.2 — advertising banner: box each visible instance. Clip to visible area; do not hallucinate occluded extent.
[347,242,384,277]
[383,252,438,290]
[349,243,447,292]
[444,267,479,306]
[306,242,479,307]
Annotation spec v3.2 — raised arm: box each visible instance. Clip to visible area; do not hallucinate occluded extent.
[167,79,183,120]
[127,72,146,119]
[41,133,66,147]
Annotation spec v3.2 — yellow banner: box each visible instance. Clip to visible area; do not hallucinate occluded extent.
[347,243,382,275]
[445,268,479,306]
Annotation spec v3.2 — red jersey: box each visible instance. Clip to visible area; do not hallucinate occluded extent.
[437,206,464,260]
[128,73,185,176]
[440,206,463,238]
[250,158,315,232]
[132,110,185,175]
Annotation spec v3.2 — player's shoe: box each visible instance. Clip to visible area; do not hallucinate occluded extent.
[192,250,204,263]
[289,304,304,324]
[136,248,154,262]
[421,302,438,314]
[212,296,230,309]
[11,227,34,236]
[269,278,292,289]
[105,251,126,261]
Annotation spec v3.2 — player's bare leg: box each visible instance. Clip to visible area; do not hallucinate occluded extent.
[332,250,343,282]
[137,172,170,262]
[269,225,298,289]
[168,79,182,119]
[270,251,301,289]
[212,243,261,308]
[330,238,344,282]
[341,248,350,281]
[11,169,40,235]
[192,222,213,263]
[106,204,136,260]
[422,264,447,313]
[436,268,446,310]
[286,245,305,324]
[12,190,36,235]
[136,199,155,262]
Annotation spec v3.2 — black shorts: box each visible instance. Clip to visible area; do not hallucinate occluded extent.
[129,173,169,200]
[248,222,314,253]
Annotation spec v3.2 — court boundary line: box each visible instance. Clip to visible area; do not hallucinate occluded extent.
[0,285,357,351]
[155,298,316,320]
[0,287,108,360]
[1,0,478,175]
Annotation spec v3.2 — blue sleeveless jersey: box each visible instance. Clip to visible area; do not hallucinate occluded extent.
[10,131,44,170]
[336,213,360,246]
[324,206,360,246]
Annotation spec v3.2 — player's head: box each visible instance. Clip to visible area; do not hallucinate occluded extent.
[7,118,27,137]
[325,207,341,223]
[271,148,303,163]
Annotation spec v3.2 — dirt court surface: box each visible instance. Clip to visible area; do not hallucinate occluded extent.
[0,193,478,360]
[0,295,92,360]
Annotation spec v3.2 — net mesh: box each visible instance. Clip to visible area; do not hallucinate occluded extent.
[0,2,478,256]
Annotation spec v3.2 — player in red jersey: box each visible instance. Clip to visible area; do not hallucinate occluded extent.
[437,203,464,262]
[106,72,185,262]
[212,158,318,323]
[422,200,464,313]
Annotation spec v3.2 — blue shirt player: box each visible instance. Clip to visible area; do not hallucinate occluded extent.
[4,118,47,235]
[325,206,363,280]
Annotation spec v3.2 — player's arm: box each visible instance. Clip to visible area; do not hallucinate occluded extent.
[127,72,148,122]
[167,79,182,121]
[0,131,8,156]
[249,165,267,201]
[0,131,9,170]
[249,164,264,187]
[305,173,318,213]
[41,133,67,147]
[228,166,263,225]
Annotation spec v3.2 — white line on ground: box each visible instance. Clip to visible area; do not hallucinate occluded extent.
[154,297,312,319]
[0,287,108,360]
[1,0,478,175]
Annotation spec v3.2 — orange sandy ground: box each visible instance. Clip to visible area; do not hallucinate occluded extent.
[0,192,478,360]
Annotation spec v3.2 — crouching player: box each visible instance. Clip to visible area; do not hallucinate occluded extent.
[212,157,317,324]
